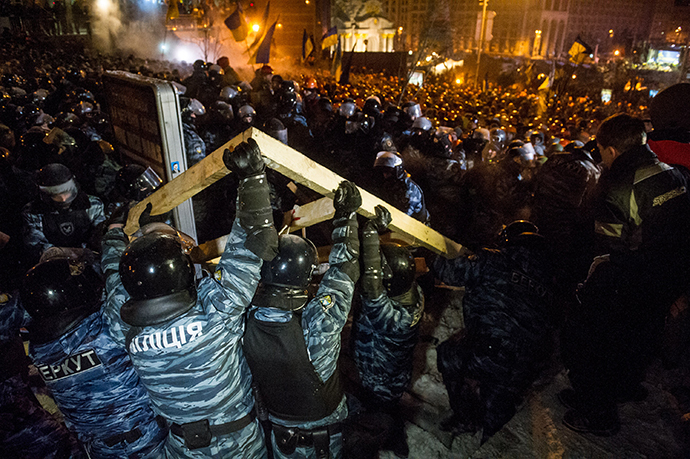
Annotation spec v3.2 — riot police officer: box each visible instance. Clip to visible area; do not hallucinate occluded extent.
[432,221,556,444]
[101,139,277,458]
[242,181,362,459]
[19,255,168,458]
[21,162,105,263]
[372,152,429,225]
[0,291,86,459]
[180,98,206,167]
[351,205,424,458]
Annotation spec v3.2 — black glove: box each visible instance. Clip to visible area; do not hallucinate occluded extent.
[106,203,129,227]
[223,138,265,179]
[369,205,391,234]
[138,202,155,228]
[333,181,361,219]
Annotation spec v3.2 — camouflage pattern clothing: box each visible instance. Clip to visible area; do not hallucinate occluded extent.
[374,174,429,225]
[21,192,105,262]
[182,121,207,167]
[0,294,85,459]
[353,286,424,403]
[25,305,168,458]
[248,221,357,459]
[101,222,267,459]
[0,374,86,459]
[432,243,555,439]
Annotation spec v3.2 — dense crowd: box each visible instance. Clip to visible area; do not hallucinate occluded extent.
[2,31,690,458]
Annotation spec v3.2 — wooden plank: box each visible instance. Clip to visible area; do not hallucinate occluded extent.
[249,129,463,258]
[123,130,252,235]
[287,197,334,232]
[125,127,463,258]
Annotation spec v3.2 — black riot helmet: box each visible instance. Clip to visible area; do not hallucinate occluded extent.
[37,163,79,209]
[238,104,256,126]
[22,258,104,344]
[499,220,544,247]
[363,96,382,118]
[278,92,297,115]
[119,232,197,326]
[52,112,82,130]
[115,164,163,201]
[374,151,405,180]
[193,59,207,71]
[380,243,416,297]
[180,97,205,124]
[339,98,357,119]
[212,101,234,124]
[264,118,288,145]
[281,80,296,94]
[254,234,318,311]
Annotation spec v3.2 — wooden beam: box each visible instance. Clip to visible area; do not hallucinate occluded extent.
[125,127,463,258]
[123,130,252,235]
[287,197,334,232]
[250,129,462,257]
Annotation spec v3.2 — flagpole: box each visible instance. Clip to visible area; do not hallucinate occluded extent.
[245,39,255,71]
[398,12,437,106]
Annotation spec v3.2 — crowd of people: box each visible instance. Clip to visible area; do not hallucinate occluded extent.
[2,31,690,458]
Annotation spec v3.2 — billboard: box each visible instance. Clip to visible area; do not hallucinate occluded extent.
[647,49,681,66]
[102,71,197,241]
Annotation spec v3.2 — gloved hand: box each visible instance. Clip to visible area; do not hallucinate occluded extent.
[223,138,265,179]
[138,202,155,228]
[106,203,129,228]
[361,207,388,299]
[333,181,361,219]
[369,205,391,233]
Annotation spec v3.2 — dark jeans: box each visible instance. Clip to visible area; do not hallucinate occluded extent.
[561,261,669,411]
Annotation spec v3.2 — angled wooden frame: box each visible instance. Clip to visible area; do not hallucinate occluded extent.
[125,128,463,259]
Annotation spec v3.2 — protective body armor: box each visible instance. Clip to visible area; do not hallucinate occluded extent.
[22,193,105,260]
[243,309,342,422]
[101,223,267,459]
[41,203,92,251]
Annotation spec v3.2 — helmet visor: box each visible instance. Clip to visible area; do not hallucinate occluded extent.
[134,167,163,194]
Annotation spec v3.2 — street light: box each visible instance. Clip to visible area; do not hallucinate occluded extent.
[474,0,489,89]
[533,30,542,57]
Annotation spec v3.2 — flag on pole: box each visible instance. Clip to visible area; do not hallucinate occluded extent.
[224,4,249,42]
[537,74,551,91]
[248,20,277,65]
[166,0,179,22]
[538,63,555,91]
[302,29,314,63]
[568,35,593,64]
[332,37,342,82]
[322,26,338,49]
[248,2,270,50]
